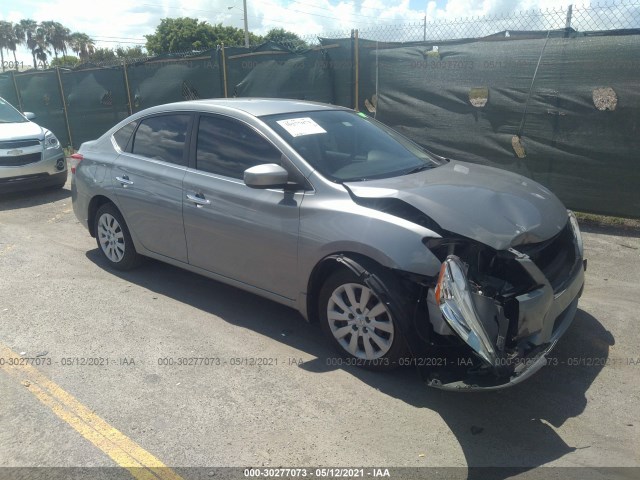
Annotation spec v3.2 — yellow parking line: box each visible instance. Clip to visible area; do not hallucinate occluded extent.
[0,343,184,480]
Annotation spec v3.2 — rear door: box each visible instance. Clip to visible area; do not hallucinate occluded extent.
[113,113,192,263]
[182,113,303,299]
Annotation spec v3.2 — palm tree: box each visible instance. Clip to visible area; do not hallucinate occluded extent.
[6,23,21,67]
[69,32,95,62]
[40,21,71,60]
[16,19,39,69]
[33,25,51,68]
[0,21,11,72]
[54,23,71,57]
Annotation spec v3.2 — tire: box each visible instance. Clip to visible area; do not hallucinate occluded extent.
[318,267,407,371]
[94,203,141,270]
[52,170,68,189]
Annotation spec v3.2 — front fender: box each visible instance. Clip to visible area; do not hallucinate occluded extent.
[298,197,443,291]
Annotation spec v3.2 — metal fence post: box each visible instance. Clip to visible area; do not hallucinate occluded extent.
[423,15,427,42]
[565,4,573,30]
[122,60,133,115]
[353,29,359,111]
[55,67,74,149]
[11,71,23,112]
[219,43,229,98]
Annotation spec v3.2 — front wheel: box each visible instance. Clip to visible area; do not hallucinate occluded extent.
[318,268,407,371]
[94,203,141,270]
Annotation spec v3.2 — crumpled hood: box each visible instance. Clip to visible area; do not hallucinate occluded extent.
[345,161,569,251]
[0,121,45,141]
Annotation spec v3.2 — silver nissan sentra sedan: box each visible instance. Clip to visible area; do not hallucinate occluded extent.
[71,98,586,390]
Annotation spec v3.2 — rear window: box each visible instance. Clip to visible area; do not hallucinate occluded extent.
[132,114,190,166]
[112,121,137,152]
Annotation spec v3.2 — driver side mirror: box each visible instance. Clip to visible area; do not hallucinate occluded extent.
[244,164,289,189]
[23,112,37,120]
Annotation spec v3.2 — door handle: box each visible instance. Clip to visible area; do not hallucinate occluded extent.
[115,175,134,186]
[186,193,211,207]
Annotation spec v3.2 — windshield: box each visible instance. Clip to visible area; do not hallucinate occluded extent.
[262,110,441,182]
[0,98,28,124]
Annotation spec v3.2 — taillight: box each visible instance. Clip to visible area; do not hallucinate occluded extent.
[70,153,83,174]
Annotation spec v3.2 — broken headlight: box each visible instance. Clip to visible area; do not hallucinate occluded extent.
[435,255,498,367]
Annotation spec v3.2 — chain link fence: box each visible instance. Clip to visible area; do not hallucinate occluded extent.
[278,1,640,47]
[23,1,640,68]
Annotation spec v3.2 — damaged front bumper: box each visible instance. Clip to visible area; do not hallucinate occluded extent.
[424,220,586,391]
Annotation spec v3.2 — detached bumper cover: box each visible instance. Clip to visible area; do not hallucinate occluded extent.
[428,296,581,391]
[427,244,585,391]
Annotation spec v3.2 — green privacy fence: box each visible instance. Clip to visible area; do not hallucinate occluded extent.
[6,69,71,149]
[0,31,638,218]
[347,32,640,220]
[0,50,220,149]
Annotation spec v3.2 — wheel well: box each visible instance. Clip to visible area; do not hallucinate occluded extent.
[306,253,385,324]
[87,195,114,237]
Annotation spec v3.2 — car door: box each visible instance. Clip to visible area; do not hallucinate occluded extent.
[182,113,303,300]
[113,113,191,263]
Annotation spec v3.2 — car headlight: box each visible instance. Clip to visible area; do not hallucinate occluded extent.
[44,131,60,150]
[435,255,498,367]
[567,210,584,258]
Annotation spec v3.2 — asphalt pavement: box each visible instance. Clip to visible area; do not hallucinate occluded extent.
[0,180,638,480]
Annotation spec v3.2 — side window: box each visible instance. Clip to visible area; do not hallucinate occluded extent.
[112,120,137,152]
[196,115,282,179]
[132,114,190,166]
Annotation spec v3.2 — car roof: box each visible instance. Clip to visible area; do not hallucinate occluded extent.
[142,98,350,117]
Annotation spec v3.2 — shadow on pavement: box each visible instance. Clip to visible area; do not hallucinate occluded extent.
[0,185,70,212]
[86,250,614,479]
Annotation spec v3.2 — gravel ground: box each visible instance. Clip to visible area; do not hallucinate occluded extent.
[0,180,638,479]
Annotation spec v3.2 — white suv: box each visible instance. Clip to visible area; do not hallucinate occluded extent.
[0,96,66,193]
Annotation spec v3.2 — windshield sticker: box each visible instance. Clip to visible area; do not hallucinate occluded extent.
[357,112,367,118]
[276,117,327,137]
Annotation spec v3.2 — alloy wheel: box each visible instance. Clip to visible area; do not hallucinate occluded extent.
[97,213,125,263]
[327,282,394,360]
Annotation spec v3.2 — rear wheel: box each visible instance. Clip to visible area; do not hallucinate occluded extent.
[94,203,141,270]
[318,268,406,371]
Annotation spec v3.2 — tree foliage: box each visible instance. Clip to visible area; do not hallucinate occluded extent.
[0,16,309,73]
[39,21,71,60]
[0,21,24,68]
[89,48,118,62]
[50,55,80,68]
[263,28,308,51]
[15,19,40,69]
[145,17,262,54]
[85,46,146,63]
[69,32,95,61]
[0,18,96,70]
[115,46,146,59]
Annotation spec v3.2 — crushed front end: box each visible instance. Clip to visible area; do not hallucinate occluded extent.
[420,212,586,390]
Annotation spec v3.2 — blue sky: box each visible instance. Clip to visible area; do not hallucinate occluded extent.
[1,0,583,63]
